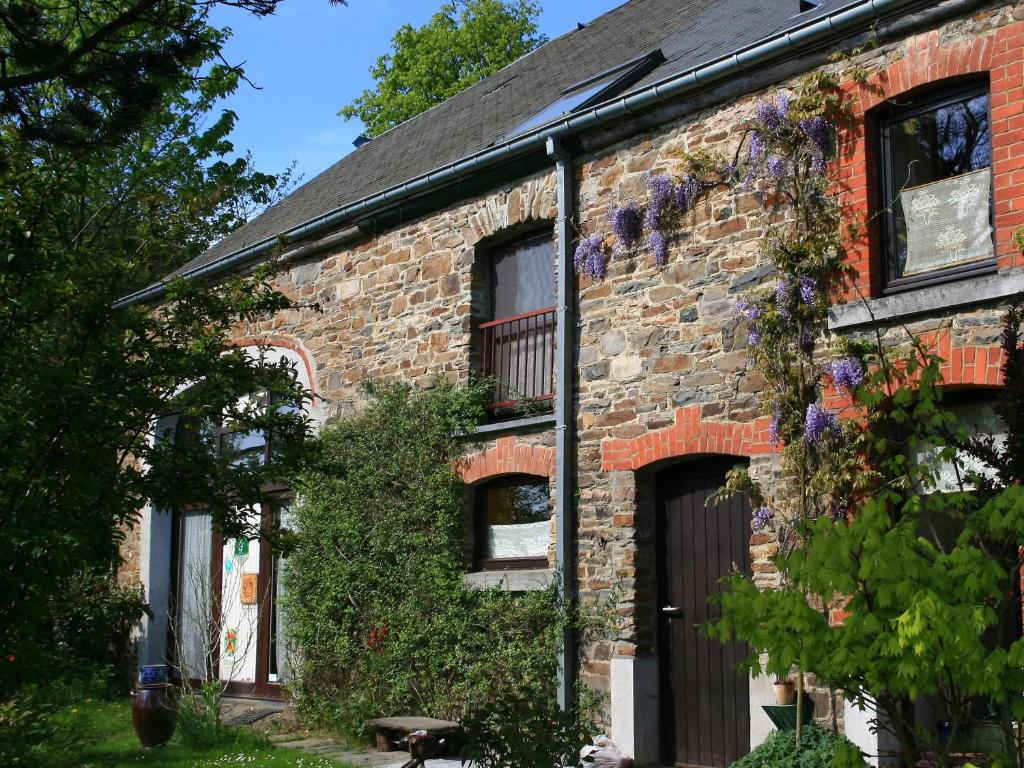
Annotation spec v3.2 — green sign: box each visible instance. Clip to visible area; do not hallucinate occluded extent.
[234,538,250,557]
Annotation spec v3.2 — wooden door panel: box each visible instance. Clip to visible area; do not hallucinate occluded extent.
[659,459,751,768]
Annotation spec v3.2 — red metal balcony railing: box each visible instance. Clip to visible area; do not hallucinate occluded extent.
[479,306,556,410]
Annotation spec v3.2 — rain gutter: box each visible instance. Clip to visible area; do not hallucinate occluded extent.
[115,0,938,309]
[546,136,575,710]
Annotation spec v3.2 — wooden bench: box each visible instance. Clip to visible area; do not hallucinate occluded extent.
[366,716,461,753]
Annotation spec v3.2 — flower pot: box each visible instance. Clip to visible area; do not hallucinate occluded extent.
[773,680,796,705]
[132,684,176,747]
[139,665,167,687]
[969,721,1007,756]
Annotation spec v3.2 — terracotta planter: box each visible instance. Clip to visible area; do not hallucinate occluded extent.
[773,680,796,705]
[132,684,177,747]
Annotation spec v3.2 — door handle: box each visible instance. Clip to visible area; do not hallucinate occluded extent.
[662,605,682,617]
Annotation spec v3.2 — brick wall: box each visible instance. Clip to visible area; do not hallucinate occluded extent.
[837,11,1024,299]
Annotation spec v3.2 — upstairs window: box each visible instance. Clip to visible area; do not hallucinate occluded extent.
[877,83,993,292]
[219,390,301,469]
[475,475,551,570]
[479,233,556,413]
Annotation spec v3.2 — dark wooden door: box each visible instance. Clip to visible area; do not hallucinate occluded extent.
[658,458,751,768]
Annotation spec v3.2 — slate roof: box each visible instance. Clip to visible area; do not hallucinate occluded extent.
[173,0,861,279]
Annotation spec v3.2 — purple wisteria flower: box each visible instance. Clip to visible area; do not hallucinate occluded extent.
[649,231,668,266]
[749,131,765,160]
[804,403,840,445]
[747,326,763,347]
[799,275,818,304]
[755,101,781,131]
[573,234,606,280]
[675,174,702,212]
[777,92,791,119]
[609,202,643,249]
[735,297,762,322]
[799,116,831,156]
[768,404,782,446]
[775,278,791,318]
[752,506,774,531]
[645,173,675,229]
[830,357,865,391]
[766,156,787,182]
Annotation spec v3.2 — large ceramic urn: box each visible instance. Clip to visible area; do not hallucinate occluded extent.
[131,684,176,747]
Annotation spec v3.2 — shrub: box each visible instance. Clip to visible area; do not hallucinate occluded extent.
[460,686,600,768]
[284,381,582,741]
[176,681,235,750]
[730,724,865,768]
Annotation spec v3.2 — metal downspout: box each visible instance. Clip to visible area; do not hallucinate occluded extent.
[546,136,575,710]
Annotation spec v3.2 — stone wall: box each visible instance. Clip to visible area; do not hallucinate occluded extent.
[123,0,1024,756]
[565,1,1024,705]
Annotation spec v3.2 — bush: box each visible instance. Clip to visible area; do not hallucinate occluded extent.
[730,724,865,768]
[176,681,236,750]
[460,687,600,768]
[0,681,99,767]
[284,382,581,741]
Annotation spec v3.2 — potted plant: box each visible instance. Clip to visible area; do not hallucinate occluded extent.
[773,677,796,705]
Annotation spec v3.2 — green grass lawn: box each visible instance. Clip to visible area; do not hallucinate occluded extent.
[35,698,351,768]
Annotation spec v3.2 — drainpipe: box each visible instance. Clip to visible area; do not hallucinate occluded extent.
[546,136,575,710]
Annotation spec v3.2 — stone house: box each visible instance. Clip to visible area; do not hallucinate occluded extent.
[119,0,1024,765]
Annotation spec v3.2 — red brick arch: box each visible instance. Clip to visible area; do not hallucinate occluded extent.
[837,23,1024,299]
[457,436,554,484]
[229,336,318,395]
[823,337,1006,412]
[601,406,775,473]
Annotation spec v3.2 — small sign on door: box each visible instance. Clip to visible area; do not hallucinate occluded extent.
[240,573,258,605]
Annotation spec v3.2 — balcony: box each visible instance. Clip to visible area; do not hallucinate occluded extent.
[479,306,556,413]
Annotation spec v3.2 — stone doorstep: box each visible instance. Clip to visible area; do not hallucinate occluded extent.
[270,730,470,768]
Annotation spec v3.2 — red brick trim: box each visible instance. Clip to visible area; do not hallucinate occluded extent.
[457,436,555,484]
[601,406,775,472]
[837,22,1024,299]
[823,338,1006,412]
[228,336,318,395]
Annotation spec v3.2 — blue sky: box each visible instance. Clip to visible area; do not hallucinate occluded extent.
[207,0,624,184]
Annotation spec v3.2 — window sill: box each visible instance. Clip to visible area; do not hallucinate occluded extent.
[469,412,556,437]
[463,568,553,592]
[828,268,1024,331]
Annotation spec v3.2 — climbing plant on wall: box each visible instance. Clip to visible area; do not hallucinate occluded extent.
[283,381,598,752]
[700,75,1024,768]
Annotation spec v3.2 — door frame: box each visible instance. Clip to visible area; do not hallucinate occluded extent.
[655,456,751,768]
[169,502,287,701]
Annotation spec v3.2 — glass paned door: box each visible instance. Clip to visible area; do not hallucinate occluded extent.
[174,510,213,680]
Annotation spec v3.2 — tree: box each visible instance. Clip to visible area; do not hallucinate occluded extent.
[0,0,347,148]
[0,11,323,684]
[340,0,546,137]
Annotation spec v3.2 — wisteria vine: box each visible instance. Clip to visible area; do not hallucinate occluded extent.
[572,158,723,279]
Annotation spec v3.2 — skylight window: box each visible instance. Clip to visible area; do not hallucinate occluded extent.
[507,50,665,138]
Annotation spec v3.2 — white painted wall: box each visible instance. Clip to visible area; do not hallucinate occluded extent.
[138,414,177,667]
[610,656,660,766]
[748,670,777,749]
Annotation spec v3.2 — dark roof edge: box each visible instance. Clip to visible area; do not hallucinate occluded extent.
[115,0,945,309]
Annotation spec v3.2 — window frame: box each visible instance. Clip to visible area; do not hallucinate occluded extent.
[876,79,996,294]
[473,474,551,571]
